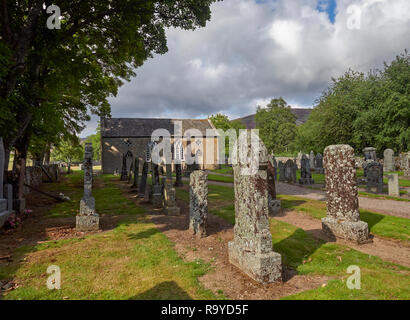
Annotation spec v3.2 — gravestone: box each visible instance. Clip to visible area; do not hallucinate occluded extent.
[404,152,410,177]
[273,156,278,181]
[127,160,134,184]
[174,163,183,187]
[299,155,314,185]
[284,159,297,183]
[228,134,282,283]
[297,151,303,168]
[315,153,324,174]
[322,145,370,244]
[120,153,128,181]
[387,174,400,197]
[138,161,149,198]
[164,164,180,215]
[383,149,394,172]
[151,163,162,207]
[363,147,377,178]
[0,138,13,228]
[76,143,99,232]
[131,158,139,190]
[267,156,281,214]
[365,161,383,194]
[309,151,315,170]
[189,170,208,238]
[278,161,285,182]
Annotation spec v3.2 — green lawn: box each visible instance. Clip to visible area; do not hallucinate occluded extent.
[0,173,222,300]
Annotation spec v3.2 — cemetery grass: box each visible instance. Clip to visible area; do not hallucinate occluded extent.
[177,186,410,299]
[0,173,219,300]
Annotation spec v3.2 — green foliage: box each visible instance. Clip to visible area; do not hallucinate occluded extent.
[297,51,410,154]
[84,124,102,161]
[51,136,84,165]
[255,98,297,154]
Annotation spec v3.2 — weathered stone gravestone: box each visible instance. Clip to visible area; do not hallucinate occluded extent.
[315,153,324,174]
[120,153,128,181]
[284,159,297,183]
[296,151,303,168]
[267,156,281,214]
[363,147,377,161]
[383,149,395,172]
[151,163,163,208]
[404,152,410,177]
[228,135,282,283]
[163,164,180,215]
[299,155,314,185]
[127,160,134,184]
[76,143,99,232]
[271,156,278,181]
[174,163,183,187]
[131,158,139,190]
[0,138,13,228]
[189,170,208,238]
[365,161,383,194]
[322,145,370,244]
[138,161,149,198]
[278,161,285,182]
[387,174,400,197]
[309,151,315,170]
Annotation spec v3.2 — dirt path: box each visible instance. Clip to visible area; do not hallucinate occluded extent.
[274,210,410,267]
[198,175,410,219]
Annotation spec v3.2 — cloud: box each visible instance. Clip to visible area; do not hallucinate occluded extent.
[81,0,410,137]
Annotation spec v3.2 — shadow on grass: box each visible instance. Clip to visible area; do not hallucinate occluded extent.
[360,210,385,229]
[129,281,192,300]
[127,228,159,241]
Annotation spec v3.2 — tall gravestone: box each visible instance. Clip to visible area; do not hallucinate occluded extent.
[267,156,281,214]
[365,161,383,194]
[0,138,13,228]
[387,174,400,197]
[131,158,139,190]
[120,153,128,181]
[76,143,99,232]
[404,152,410,177]
[174,163,183,187]
[228,135,282,283]
[127,160,134,184]
[363,147,377,177]
[309,151,315,170]
[299,155,314,185]
[151,163,162,207]
[189,170,208,238]
[284,159,297,183]
[322,145,370,244]
[314,153,324,174]
[278,161,285,182]
[164,164,180,215]
[138,161,149,198]
[296,151,303,168]
[383,149,394,172]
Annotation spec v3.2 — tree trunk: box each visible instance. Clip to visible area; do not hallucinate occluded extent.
[14,130,32,201]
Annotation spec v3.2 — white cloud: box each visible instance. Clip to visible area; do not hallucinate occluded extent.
[82,0,410,136]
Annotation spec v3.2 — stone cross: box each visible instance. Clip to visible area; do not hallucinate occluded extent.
[299,155,314,185]
[267,155,281,214]
[322,145,370,244]
[365,161,383,194]
[76,143,99,232]
[189,170,208,238]
[383,149,394,172]
[387,174,400,197]
[309,151,315,169]
[228,133,282,284]
[138,161,149,198]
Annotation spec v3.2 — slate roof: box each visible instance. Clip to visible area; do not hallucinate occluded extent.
[101,117,216,138]
[235,108,312,128]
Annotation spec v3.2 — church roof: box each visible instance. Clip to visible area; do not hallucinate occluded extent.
[101,117,215,138]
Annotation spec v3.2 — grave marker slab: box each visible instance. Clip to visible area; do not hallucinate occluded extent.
[387,174,400,197]
[383,149,394,172]
[365,161,384,194]
[299,155,314,185]
[189,170,208,238]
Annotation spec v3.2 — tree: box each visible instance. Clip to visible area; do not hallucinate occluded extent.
[84,124,102,162]
[255,98,297,154]
[51,137,84,173]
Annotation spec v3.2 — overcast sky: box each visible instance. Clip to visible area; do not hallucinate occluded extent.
[81,0,410,137]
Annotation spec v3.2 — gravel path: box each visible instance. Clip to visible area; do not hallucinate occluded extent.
[198,174,410,219]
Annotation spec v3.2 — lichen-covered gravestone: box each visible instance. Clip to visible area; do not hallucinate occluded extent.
[404,153,410,177]
[131,158,139,190]
[365,161,383,194]
[299,155,314,185]
[164,164,180,215]
[267,155,281,214]
[189,170,208,238]
[138,161,149,198]
[228,134,282,283]
[76,143,99,232]
[383,149,394,172]
[278,161,285,182]
[174,163,183,187]
[322,145,370,244]
[151,164,163,208]
[387,174,400,197]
